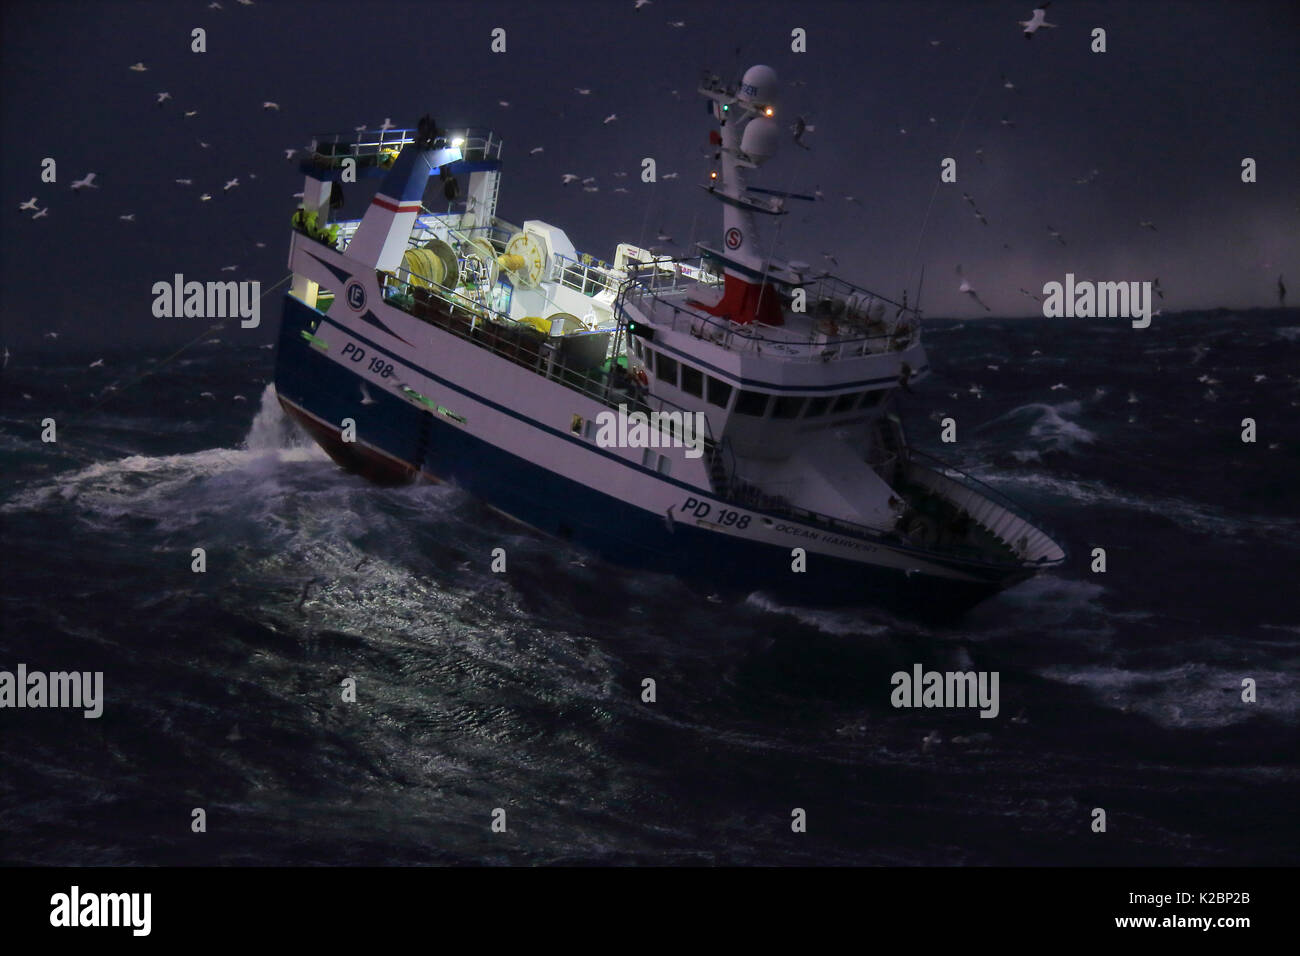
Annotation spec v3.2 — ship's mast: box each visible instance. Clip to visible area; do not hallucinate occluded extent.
[696,65,795,326]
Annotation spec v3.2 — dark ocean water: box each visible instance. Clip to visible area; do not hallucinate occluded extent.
[1,311,1298,866]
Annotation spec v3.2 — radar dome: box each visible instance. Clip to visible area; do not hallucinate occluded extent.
[740,116,781,163]
[738,65,779,107]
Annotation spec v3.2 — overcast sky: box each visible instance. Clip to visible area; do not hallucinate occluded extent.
[2,0,1297,347]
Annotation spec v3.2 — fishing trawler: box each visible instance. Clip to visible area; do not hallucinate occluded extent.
[272,64,1065,616]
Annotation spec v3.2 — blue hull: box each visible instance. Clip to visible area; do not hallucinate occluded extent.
[274,296,1014,618]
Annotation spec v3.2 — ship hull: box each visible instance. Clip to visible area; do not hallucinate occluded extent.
[274,297,1027,620]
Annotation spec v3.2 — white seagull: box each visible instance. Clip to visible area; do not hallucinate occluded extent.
[199,193,212,201]
[1139,220,1157,231]
[156,91,172,105]
[18,197,38,210]
[119,213,135,222]
[561,173,580,184]
[1047,224,1066,246]
[32,207,48,219]
[224,178,240,190]
[662,172,679,179]
[283,149,296,160]
[70,173,98,190]
[956,264,992,312]
[184,110,198,117]
[574,87,592,95]
[529,146,544,155]
[89,358,105,368]
[220,265,238,272]
[360,382,378,405]
[175,178,192,185]
[128,62,147,72]
[262,101,280,111]
[1020,3,1057,37]
[603,113,618,124]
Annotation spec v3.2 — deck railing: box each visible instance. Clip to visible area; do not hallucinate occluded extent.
[619,259,924,362]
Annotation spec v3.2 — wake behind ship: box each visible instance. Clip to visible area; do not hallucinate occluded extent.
[272,66,1065,617]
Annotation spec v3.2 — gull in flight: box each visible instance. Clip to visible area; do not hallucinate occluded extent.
[497,100,510,108]
[1046,224,1066,246]
[1000,114,1016,128]
[843,194,860,204]
[574,87,592,95]
[529,146,544,155]
[129,62,147,72]
[198,140,210,148]
[175,178,192,185]
[262,101,280,111]
[156,91,172,105]
[32,207,48,219]
[89,358,105,368]
[662,172,679,180]
[1050,382,1068,391]
[119,213,135,222]
[669,20,685,28]
[581,176,597,185]
[1139,220,1157,231]
[973,210,989,226]
[583,186,599,193]
[1020,3,1057,37]
[184,110,198,117]
[956,264,992,312]
[896,121,907,135]
[379,117,394,131]
[199,193,212,201]
[929,39,942,47]
[220,265,238,272]
[962,191,977,207]
[603,113,618,124]
[975,147,985,164]
[1153,277,1164,300]
[1002,73,1016,91]
[634,0,652,9]
[561,173,580,184]
[44,332,59,339]
[224,178,240,190]
[1019,287,1042,302]
[655,227,674,243]
[614,187,629,193]
[822,252,839,266]
[18,197,37,210]
[360,382,377,405]
[71,172,99,190]
[613,171,628,177]
[284,148,296,159]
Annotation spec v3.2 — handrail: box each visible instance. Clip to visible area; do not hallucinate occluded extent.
[372,272,724,453]
[619,258,923,362]
[905,447,1067,559]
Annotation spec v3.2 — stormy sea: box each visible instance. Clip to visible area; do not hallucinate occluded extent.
[2,310,1297,866]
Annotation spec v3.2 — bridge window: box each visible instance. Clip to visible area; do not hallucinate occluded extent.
[657,354,679,387]
[804,396,831,417]
[706,377,732,408]
[773,395,806,419]
[735,389,770,417]
[681,364,704,398]
[657,454,672,476]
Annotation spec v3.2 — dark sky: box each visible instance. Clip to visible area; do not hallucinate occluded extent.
[2,0,1297,347]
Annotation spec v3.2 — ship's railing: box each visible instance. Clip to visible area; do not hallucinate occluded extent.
[554,253,622,298]
[905,448,1066,564]
[307,126,503,169]
[621,262,921,362]
[374,269,727,457]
